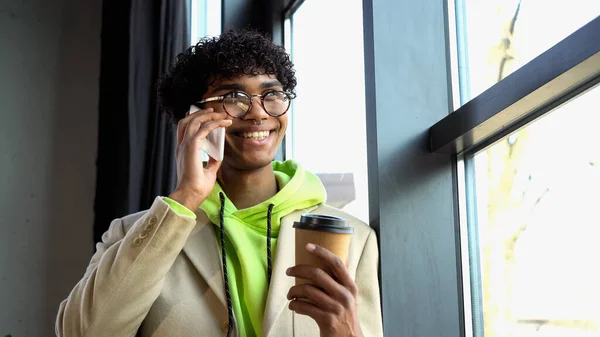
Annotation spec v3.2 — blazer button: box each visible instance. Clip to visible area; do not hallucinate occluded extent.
[148,215,158,225]
[133,237,143,246]
[143,222,155,232]
[221,321,229,333]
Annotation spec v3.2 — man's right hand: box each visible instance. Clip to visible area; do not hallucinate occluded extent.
[168,108,233,211]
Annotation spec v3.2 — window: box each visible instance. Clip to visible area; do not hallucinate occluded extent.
[455,0,600,103]
[466,84,600,337]
[284,0,369,223]
[190,0,221,45]
[450,2,600,336]
[191,0,221,162]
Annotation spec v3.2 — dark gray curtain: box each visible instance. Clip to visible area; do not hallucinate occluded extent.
[128,0,190,213]
[94,0,190,243]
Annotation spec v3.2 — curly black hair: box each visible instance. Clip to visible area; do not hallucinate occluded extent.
[157,29,297,123]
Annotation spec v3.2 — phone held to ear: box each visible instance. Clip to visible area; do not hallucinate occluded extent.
[189,105,225,161]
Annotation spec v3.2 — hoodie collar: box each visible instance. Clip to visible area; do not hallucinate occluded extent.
[200,160,327,231]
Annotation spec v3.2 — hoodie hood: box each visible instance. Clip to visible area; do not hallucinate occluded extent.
[200,160,327,233]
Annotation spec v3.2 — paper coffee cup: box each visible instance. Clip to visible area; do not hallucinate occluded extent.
[293,214,354,287]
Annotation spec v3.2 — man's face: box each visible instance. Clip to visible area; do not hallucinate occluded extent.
[202,74,289,171]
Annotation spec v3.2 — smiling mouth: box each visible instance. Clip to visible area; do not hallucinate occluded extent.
[236,130,272,141]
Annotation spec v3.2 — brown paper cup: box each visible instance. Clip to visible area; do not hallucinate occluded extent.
[293,214,354,289]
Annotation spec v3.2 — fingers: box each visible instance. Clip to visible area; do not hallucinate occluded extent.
[286,244,359,309]
[184,113,231,143]
[177,108,206,145]
[204,155,222,176]
[177,108,230,145]
[286,265,346,301]
[192,119,232,143]
[308,244,356,293]
[288,299,330,326]
[287,284,342,314]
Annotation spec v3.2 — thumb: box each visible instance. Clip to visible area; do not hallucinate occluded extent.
[204,156,223,176]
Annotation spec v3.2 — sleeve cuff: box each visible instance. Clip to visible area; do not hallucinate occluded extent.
[162,197,197,219]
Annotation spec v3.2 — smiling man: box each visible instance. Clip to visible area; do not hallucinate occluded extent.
[56,30,383,337]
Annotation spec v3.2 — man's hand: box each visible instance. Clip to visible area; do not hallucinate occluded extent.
[168,108,232,211]
[286,244,362,337]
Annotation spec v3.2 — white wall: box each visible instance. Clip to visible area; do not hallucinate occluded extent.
[0,0,101,335]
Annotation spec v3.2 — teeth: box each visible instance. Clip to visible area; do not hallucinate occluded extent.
[241,131,270,139]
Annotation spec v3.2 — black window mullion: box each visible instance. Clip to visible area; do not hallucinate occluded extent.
[363,0,464,336]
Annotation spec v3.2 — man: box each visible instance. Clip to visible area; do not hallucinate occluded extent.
[56,29,382,337]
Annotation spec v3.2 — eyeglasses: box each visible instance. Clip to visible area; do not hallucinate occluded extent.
[197,90,296,119]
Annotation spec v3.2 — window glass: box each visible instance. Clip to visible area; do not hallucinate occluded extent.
[287,0,369,222]
[191,0,221,162]
[191,0,221,45]
[456,0,600,103]
[467,83,600,336]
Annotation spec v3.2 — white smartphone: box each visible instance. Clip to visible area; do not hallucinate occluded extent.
[189,105,225,161]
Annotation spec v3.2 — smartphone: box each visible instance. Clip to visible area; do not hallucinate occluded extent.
[189,105,225,161]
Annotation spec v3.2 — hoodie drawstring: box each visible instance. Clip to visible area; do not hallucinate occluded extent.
[219,192,234,337]
[218,192,276,337]
[267,204,274,286]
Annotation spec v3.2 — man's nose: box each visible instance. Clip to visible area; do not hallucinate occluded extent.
[243,96,269,120]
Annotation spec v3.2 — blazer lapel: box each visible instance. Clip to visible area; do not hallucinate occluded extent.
[181,209,227,307]
[263,206,318,337]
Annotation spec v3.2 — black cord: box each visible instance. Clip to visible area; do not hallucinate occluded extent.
[219,192,233,337]
[267,204,275,286]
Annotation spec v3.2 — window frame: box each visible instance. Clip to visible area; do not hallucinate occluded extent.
[429,16,600,155]
[282,1,299,161]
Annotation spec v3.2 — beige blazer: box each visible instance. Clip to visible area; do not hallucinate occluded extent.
[55,197,383,337]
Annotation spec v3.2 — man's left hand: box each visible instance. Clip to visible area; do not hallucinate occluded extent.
[286,243,362,337]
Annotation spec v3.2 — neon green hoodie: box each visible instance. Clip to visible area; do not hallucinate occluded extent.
[200,160,327,337]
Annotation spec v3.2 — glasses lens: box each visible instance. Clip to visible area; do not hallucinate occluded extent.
[223,92,251,117]
[263,91,291,116]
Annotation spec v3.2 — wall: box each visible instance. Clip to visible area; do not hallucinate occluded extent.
[0,0,101,335]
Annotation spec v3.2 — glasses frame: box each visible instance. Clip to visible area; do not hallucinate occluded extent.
[197,90,296,119]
